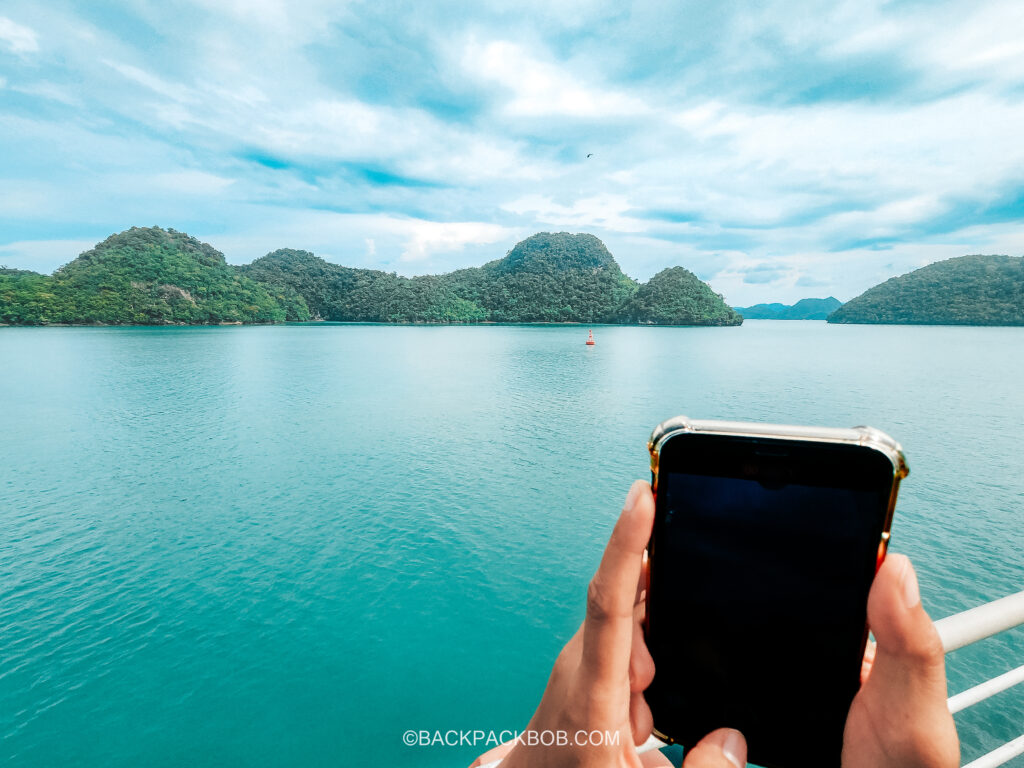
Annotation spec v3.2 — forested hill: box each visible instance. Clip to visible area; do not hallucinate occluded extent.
[241,248,489,323]
[0,227,310,325]
[615,267,742,326]
[827,255,1024,325]
[243,232,638,323]
[2,227,740,326]
[243,231,741,325]
[441,232,639,323]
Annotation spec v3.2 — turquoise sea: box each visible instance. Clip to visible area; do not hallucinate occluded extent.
[1,321,1021,767]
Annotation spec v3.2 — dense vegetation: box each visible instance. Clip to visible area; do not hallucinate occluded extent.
[243,233,641,323]
[0,269,55,325]
[614,267,743,325]
[735,297,842,319]
[0,227,310,325]
[2,227,740,326]
[451,233,639,322]
[241,249,488,323]
[245,232,737,325]
[827,255,1024,325]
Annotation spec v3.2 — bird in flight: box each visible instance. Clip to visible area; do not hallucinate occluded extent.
[586,153,594,158]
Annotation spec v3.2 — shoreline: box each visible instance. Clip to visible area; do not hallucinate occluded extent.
[0,319,748,329]
[5,319,1024,329]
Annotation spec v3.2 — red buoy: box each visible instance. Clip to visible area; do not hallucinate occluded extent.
[585,329,595,345]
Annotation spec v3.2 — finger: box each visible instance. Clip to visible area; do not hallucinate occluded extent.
[467,738,516,767]
[629,603,655,692]
[630,690,654,746]
[682,728,746,768]
[860,639,876,684]
[581,480,656,686]
[634,550,649,607]
[867,555,947,693]
[862,554,959,764]
[640,750,675,767]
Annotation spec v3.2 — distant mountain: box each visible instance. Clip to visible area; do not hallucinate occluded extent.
[735,297,843,320]
[614,267,743,326]
[0,227,309,325]
[827,255,1024,325]
[1,228,741,326]
[735,302,787,319]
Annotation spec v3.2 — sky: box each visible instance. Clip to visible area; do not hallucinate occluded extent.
[1,0,1024,304]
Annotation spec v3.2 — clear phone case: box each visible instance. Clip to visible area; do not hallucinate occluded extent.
[648,415,909,481]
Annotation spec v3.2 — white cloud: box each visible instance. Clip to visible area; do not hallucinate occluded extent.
[91,81,551,184]
[477,0,619,31]
[9,81,82,106]
[671,100,748,138]
[403,135,550,183]
[193,208,518,272]
[103,59,196,102]
[641,91,1024,241]
[0,16,38,54]
[151,171,236,195]
[183,0,347,44]
[3,0,1024,303]
[502,194,648,233]
[822,0,1024,86]
[920,2,1024,84]
[397,219,513,262]
[207,83,269,108]
[0,180,55,217]
[706,217,1024,306]
[819,194,947,241]
[462,39,649,118]
[233,98,553,183]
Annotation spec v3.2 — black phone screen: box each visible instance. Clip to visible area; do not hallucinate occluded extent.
[644,434,897,768]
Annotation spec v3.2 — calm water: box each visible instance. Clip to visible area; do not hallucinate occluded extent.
[1,322,1022,767]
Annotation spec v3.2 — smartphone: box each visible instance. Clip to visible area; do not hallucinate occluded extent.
[643,417,908,768]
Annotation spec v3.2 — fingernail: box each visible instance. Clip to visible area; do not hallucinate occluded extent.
[624,480,645,512]
[900,558,921,609]
[708,728,746,768]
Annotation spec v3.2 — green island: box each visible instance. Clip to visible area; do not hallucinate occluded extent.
[734,297,842,320]
[0,228,309,325]
[1,227,742,327]
[827,254,1024,325]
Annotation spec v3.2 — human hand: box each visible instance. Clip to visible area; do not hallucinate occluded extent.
[843,553,959,768]
[476,480,746,768]
[472,483,959,768]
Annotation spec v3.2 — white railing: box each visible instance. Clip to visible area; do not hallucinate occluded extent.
[936,590,1024,768]
[481,590,1024,768]
[936,591,1024,653]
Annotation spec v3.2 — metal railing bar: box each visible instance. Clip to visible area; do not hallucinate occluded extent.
[948,663,1024,714]
[481,591,1024,768]
[935,590,1024,653]
[960,734,1024,768]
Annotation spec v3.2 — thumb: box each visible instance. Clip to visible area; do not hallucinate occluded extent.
[867,554,947,698]
[682,728,746,768]
[862,554,959,764]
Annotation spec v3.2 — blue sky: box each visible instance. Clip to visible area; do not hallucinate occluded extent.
[2,0,1024,304]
